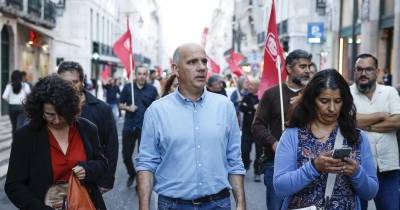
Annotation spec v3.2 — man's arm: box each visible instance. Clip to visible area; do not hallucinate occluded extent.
[98,104,119,191]
[137,171,154,210]
[228,174,246,210]
[251,90,278,149]
[370,114,400,133]
[356,112,389,128]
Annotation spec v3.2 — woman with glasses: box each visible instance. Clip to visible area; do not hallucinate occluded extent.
[5,74,108,210]
[273,69,378,209]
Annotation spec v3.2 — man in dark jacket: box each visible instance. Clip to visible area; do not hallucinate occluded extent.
[238,77,261,182]
[58,61,118,193]
[119,65,158,187]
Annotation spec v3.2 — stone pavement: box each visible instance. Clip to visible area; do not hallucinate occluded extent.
[0,115,11,180]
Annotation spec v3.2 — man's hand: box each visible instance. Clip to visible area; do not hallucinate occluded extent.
[313,152,344,174]
[126,105,138,112]
[272,141,278,152]
[119,103,138,112]
[99,187,111,194]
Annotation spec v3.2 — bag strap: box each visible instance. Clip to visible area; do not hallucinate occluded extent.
[323,127,344,207]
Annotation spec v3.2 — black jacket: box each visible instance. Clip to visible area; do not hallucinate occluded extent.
[5,118,108,210]
[81,90,118,189]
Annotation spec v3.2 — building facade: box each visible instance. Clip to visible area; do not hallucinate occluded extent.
[338,0,400,85]
[52,0,123,84]
[0,0,57,115]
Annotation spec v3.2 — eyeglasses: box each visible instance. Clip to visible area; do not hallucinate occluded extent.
[43,112,62,121]
[354,67,376,74]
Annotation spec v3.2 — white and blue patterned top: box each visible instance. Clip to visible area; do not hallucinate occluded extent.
[274,127,378,210]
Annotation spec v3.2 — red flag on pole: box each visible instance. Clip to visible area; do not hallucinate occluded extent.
[208,57,221,73]
[225,57,244,77]
[230,50,245,64]
[201,27,208,48]
[113,30,134,78]
[257,0,287,98]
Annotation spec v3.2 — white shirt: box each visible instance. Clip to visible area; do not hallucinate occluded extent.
[2,83,31,105]
[350,83,400,172]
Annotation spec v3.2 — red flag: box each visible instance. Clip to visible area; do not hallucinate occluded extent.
[113,30,134,78]
[201,27,208,48]
[226,57,244,77]
[230,50,245,64]
[101,64,111,81]
[207,56,221,73]
[257,0,287,98]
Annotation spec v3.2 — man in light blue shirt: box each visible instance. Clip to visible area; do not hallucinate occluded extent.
[136,43,246,210]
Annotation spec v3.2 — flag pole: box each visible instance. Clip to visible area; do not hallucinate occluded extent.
[126,15,135,107]
[129,53,135,106]
[277,56,285,132]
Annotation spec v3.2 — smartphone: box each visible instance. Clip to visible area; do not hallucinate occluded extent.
[332,147,352,159]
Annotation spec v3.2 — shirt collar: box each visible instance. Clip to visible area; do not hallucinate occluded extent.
[83,89,98,104]
[175,87,207,106]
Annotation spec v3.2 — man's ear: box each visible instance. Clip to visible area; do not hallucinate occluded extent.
[286,64,292,75]
[172,64,179,77]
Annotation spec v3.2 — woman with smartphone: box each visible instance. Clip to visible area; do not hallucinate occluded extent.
[273,69,378,210]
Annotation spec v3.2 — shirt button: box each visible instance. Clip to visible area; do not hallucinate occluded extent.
[197,145,201,148]
[195,126,199,130]
[199,182,202,185]
[194,110,197,113]
[198,163,202,167]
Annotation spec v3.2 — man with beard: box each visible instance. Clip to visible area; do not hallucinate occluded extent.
[252,49,312,210]
[350,53,400,210]
[136,43,246,210]
[57,61,118,193]
[119,65,158,188]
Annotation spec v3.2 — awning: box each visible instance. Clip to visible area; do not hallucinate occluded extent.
[17,18,54,38]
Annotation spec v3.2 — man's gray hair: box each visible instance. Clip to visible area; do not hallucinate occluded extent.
[172,47,181,64]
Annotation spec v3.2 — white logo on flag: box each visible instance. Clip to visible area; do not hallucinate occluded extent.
[123,39,130,50]
[265,32,278,61]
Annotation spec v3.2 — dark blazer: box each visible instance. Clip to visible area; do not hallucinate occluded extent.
[5,118,108,210]
[81,90,118,189]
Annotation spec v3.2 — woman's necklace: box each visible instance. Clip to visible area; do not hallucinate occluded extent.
[310,123,335,142]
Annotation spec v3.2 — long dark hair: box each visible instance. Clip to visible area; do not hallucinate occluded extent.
[161,74,177,97]
[11,70,22,94]
[287,69,359,145]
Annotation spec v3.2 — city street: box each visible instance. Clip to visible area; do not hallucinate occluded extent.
[0,116,267,210]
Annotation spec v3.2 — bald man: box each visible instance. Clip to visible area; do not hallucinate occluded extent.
[136,43,246,210]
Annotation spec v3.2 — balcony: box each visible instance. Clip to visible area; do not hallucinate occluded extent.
[5,0,23,10]
[28,0,42,18]
[44,0,56,24]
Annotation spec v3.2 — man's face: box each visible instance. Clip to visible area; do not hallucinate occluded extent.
[248,81,259,94]
[354,57,378,93]
[58,70,83,93]
[173,45,208,91]
[136,67,148,86]
[149,72,157,80]
[287,58,312,87]
[209,80,223,92]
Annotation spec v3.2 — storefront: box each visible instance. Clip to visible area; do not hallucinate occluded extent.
[18,25,52,83]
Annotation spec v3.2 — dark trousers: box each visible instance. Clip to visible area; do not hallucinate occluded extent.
[241,131,263,174]
[122,128,141,177]
[361,170,400,210]
[8,105,25,140]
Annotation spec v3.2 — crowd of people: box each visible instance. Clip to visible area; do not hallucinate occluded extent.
[1,42,399,210]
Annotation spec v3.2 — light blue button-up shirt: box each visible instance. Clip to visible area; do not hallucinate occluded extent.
[136,89,245,199]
